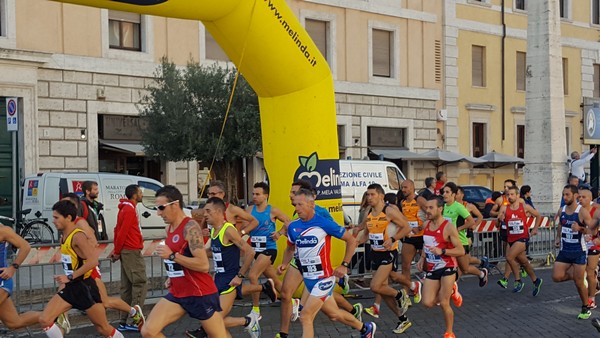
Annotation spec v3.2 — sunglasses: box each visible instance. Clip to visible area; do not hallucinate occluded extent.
[155,200,178,211]
[208,191,224,197]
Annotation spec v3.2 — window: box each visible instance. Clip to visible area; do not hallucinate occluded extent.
[205,30,229,61]
[516,52,526,91]
[138,180,162,209]
[386,166,402,191]
[565,127,570,154]
[515,0,526,10]
[594,64,600,98]
[367,127,405,148]
[372,29,392,77]
[109,10,141,51]
[337,124,346,159]
[305,19,328,63]
[562,58,568,95]
[559,0,568,19]
[472,122,486,157]
[594,0,600,25]
[472,45,486,87]
[517,125,525,159]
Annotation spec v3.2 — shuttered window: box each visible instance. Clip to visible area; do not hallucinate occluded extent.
[372,29,392,78]
[205,30,229,61]
[472,45,486,87]
[563,58,568,95]
[516,52,526,91]
[594,64,600,98]
[473,123,486,157]
[306,19,328,62]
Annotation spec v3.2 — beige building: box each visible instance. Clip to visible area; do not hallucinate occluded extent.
[446,0,600,190]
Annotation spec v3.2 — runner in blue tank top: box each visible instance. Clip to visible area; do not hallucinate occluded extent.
[246,182,291,319]
[0,224,40,330]
[552,184,595,320]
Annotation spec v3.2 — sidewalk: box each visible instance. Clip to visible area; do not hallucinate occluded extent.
[4,267,600,337]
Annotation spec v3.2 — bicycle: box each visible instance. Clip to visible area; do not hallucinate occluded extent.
[0,208,56,245]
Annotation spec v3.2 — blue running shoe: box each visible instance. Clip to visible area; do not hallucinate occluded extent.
[532,278,543,297]
[361,322,377,338]
[512,280,524,293]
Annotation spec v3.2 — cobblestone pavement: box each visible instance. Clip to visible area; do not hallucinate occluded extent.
[5,267,600,337]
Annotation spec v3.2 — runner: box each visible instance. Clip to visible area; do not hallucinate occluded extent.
[397,180,423,304]
[455,186,489,270]
[247,182,289,318]
[552,184,595,320]
[497,185,543,295]
[277,188,376,338]
[578,187,600,309]
[0,224,40,330]
[418,196,465,338]
[357,183,412,334]
[207,180,258,234]
[38,200,123,338]
[442,183,487,292]
[141,186,226,337]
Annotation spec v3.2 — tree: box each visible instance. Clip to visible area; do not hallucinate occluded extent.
[139,57,261,201]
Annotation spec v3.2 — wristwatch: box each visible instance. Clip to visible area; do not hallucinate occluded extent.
[241,229,247,236]
[168,253,177,261]
[11,263,19,269]
[237,273,245,279]
[341,261,350,268]
[441,248,447,256]
[67,274,73,281]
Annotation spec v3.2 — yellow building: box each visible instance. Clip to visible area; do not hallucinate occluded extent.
[448,0,597,190]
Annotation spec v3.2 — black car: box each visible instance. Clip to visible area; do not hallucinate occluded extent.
[461,185,493,214]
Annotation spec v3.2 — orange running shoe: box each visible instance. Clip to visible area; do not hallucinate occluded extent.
[451,282,463,307]
[444,332,456,338]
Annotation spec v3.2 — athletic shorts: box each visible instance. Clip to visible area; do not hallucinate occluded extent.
[58,277,101,311]
[0,277,13,296]
[402,236,424,250]
[467,229,474,239]
[254,249,277,265]
[90,266,101,280]
[164,292,222,321]
[462,245,470,255]
[588,249,600,256]
[290,257,302,271]
[499,228,508,242]
[508,238,529,248]
[214,273,242,300]
[371,250,398,271]
[556,250,587,265]
[304,276,335,301]
[426,267,458,281]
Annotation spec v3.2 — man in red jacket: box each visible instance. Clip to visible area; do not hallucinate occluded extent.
[111,184,148,331]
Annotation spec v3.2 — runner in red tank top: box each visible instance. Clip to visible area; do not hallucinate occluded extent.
[578,188,600,309]
[417,196,464,338]
[143,186,226,337]
[498,186,542,295]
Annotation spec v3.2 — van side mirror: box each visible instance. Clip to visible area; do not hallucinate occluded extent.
[142,211,151,218]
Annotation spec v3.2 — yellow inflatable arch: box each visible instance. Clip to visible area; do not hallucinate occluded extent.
[53,0,344,265]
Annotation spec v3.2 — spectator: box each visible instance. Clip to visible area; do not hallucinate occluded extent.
[483,191,502,218]
[434,172,447,195]
[520,185,535,209]
[80,181,105,240]
[111,184,147,331]
[570,147,597,182]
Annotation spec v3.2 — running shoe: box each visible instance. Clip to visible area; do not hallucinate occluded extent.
[479,268,488,287]
[578,306,592,320]
[360,322,377,338]
[396,289,409,316]
[245,312,261,338]
[412,281,422,304]
[512,280,525,293]
[480,256,490,269]
[392,319,412,334]
[56,313,71,335]
[589,298,597,310]
[131,304,145,330]
[497,277,508,289]
[352,303,363,322]
[451,282,463,307]
[363,305,380,319]
[117,324,139,332]
[262,278,278,302]
[290,298,301,322]
[444,332,456,338]
[338,274,350,294]
[520,266,528,278]
[185,327,207,338]
[592,317,600,332]
[354,279,370,290]
[532,278,543,297]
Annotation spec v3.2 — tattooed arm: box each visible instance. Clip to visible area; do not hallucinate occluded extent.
[160,219,210,273]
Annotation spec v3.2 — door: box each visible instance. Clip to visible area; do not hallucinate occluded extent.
[0,100,13,218]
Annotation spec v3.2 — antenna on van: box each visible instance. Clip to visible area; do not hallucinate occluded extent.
[378,154,384,161]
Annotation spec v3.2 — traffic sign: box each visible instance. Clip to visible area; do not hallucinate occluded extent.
[6,97,18,132]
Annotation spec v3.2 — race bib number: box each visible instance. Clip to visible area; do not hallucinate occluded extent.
[369,233,385,250]
[61,254,74,275]
[213,252,224,273]
[561,226,578,244]
[251,236,267,252]
[408,221,419,229]
[164,259,185,278]
[443,217,453,225]
[508,220,524,235]
[300,256,324,279]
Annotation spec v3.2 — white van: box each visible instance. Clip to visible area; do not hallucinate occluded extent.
[339,160,406,224]
[21,172,177,240]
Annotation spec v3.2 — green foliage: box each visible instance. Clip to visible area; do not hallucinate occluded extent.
[139,57,261,163]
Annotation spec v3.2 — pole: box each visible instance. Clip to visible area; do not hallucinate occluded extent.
[11,132,16,223]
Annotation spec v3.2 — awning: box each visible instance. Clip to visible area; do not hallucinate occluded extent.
[99,141,145,156]
[369,148,433,160]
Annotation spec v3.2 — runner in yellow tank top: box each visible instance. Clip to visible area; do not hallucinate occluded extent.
[356,183,413,334]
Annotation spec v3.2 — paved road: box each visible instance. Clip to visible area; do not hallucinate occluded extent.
[4,267,600,337]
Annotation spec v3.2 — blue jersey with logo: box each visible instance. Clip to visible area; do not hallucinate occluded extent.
[287,214,345,280]
[210,223,240,276]
[560,205,586,252]
[0,240,13,294]
[250,205,276,252]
